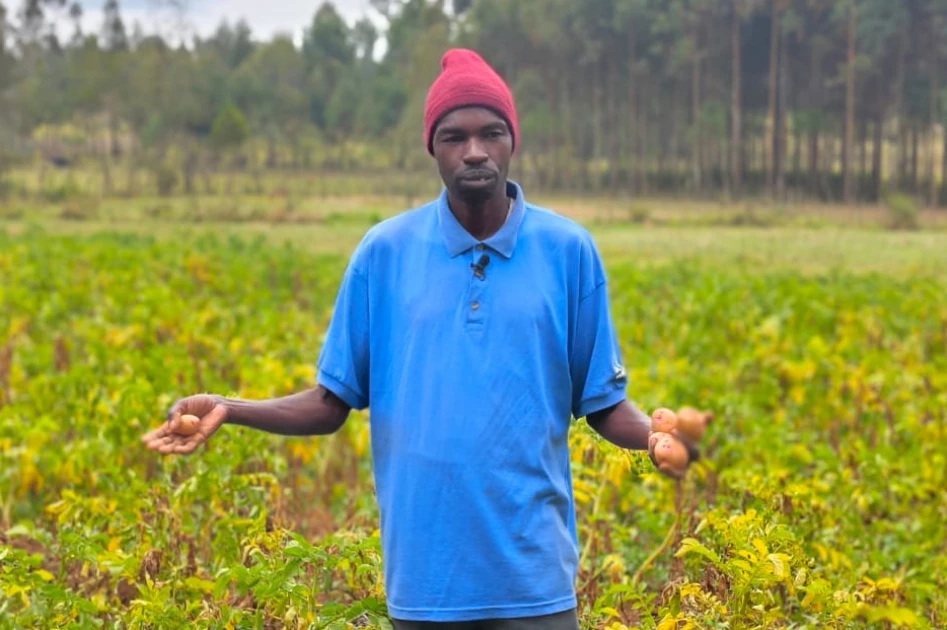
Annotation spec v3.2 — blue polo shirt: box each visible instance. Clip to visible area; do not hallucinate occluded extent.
[316,180,628,622]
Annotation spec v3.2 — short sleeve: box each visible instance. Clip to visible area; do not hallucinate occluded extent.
[316,253,370,411]
[570,245,627,419]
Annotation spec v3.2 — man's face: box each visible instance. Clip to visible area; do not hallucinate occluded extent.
[431,107,513,205]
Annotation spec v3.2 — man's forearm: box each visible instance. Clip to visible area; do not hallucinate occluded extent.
[587,399,651,450]
[217,386,351,436]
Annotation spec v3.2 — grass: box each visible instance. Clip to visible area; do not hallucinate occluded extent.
[4,198,947,280]
[4,165,947,278]
[5,219,947,278]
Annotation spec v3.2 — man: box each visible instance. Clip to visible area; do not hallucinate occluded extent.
[142,48,696,629]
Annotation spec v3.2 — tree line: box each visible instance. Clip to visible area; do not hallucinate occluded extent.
[1,0,947,204]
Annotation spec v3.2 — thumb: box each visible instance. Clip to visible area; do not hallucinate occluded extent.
[166,409,182,435]
[200,403,228,434]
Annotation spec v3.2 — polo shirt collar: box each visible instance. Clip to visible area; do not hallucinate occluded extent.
[437,180,527,259]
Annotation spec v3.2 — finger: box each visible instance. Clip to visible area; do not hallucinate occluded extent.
[154,433,189,452]
[143,432,175,450]
[166,400,183,424]
[157,439,179,454]
[174,436,203,454]
[141,425,169,444]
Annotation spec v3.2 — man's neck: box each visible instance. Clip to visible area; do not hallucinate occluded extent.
[448,187,511,241]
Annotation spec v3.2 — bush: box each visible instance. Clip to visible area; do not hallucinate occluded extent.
[156,165,178,197]
[627,205,651,224]
[883,192,920,231]
[58,198,99,220]
[0,177,14,201]
[41,178,83,202]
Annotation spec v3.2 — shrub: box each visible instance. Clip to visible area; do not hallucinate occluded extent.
[883,192,920,231]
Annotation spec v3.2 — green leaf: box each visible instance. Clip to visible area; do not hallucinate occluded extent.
[674,538,720,565]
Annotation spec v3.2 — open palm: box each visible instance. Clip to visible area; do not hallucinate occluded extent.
[141,394,228,455]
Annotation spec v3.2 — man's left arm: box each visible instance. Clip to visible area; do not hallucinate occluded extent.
[586,400,651,451]
[569,240,697,478]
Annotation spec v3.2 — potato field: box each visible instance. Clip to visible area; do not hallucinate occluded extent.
[1,224,946,629]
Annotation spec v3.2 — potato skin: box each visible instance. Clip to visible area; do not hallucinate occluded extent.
[675,406,708,441]
[174,413,201,436]
[648,431,673,451]
[653,435,689,471]
[651,408,678,433]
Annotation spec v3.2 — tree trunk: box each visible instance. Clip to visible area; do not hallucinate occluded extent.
[692,21,702,193]
[929,47,939,207]
[809,131,819,198]
[941,124,947,206]
[731,6,742,198]
[858,118,867,200]
[628,37,638,195]
[776,20,787,203]
[911,125,919,190]
[545,66,561,192]
[592,59,603,167]
[843,1,855,205]
[895,29,908,188]
[767,1,779,198]
[125,148,137,197]
[607,59,620,191]
[806,41,821,199]
[872,107,884,201]
[638,74,648,194]
[668,84,679,183]
[793,125,802,180]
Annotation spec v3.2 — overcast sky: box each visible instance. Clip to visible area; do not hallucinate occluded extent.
[73,0,382,46]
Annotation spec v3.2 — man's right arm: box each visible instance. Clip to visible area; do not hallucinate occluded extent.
[214,385,352,436]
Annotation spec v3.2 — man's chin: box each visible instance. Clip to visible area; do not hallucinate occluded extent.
[454,179,499,205]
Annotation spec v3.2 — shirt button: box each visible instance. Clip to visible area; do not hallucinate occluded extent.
[471,301,480,310]
[476,244,484,251]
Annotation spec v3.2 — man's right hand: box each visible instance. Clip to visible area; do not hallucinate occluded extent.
[141,394,228,455]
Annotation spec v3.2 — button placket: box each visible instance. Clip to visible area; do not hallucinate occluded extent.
[466,245,487,327]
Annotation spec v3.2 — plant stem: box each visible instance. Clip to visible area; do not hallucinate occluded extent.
[630,484,683,588]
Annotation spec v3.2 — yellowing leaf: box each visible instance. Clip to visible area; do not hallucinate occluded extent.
[767,553,791,579]
[675,537,720,564]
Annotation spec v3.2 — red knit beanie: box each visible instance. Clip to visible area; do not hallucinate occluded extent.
[423,48,518,155]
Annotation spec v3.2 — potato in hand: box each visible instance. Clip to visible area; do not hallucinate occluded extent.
[646,405,712,480]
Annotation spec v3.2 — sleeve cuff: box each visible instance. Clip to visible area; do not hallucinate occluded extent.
[574,386,627,420]
[317,369,368,411]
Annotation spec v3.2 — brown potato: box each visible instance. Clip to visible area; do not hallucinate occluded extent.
[651,408,678,433]
[676,406,709,441]
[653,435,689,471]
[648,430,673,452]
[174,413,201,436]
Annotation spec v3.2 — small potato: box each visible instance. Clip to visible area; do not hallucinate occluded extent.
[651,408,678,433]
[174,413,201,436]
[648,431,674,452]
[676,406,710,441]
[653,435,689,471]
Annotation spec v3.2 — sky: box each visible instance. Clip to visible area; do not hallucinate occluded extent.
[72,0,383,47]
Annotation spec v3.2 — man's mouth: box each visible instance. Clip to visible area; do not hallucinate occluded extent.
[459,170,496,185]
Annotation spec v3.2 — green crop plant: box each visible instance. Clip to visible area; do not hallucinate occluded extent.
[1,228,945,629]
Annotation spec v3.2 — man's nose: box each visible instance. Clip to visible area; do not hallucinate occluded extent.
[462,138,488,164]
